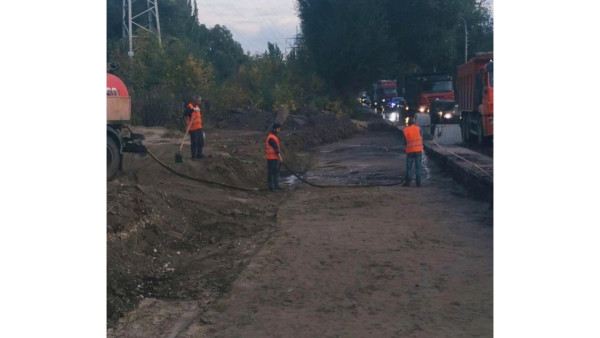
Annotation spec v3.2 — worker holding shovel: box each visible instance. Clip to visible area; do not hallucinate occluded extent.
[183,96,205,161]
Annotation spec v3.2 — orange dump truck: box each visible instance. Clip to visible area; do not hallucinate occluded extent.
[107,71,146,180]
[456,52,493,143]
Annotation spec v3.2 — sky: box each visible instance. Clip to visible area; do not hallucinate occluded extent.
[194,0,300,55]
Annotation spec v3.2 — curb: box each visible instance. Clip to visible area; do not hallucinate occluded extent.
[423,141,493,203]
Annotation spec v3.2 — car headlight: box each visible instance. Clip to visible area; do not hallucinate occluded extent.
[418,106,426,113]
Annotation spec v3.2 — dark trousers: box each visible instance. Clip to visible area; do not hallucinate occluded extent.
[190,129,204,159]
[405,151,422,185]
[267,159,280,190]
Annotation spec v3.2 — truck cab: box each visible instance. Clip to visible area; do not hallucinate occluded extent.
[372,80,398,112]
[406,74,454,113]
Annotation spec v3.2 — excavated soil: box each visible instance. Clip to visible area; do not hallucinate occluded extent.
[107,110,360,328]
[107,110,493,337]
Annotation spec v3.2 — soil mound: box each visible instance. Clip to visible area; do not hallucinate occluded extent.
[107,109,362,327]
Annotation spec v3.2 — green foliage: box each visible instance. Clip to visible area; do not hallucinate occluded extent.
[209,81,251,114]
[108,29,217,127]
[298,0,393,97]
[108,0,328,127]
[106,0,491,126]
[231,42,311,113]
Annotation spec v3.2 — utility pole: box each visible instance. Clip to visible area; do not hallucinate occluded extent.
[122,0,162,58]
[284,26,300,57]
[460,18,468,63]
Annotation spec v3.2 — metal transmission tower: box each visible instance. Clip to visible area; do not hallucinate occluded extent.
[284,26,300,57]
[122,0,162,57]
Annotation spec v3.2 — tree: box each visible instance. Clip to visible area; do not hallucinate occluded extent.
[297,0,393,98]
[295,0,494,96]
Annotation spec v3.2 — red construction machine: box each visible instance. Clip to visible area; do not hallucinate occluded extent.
[107,64,146,180]
[456,52,493,143]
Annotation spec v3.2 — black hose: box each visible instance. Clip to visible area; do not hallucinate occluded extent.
[146,149,267,192]
[147,149,404,191]
[128,126,405,191]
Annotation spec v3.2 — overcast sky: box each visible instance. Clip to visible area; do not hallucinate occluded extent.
[194,0,300,55]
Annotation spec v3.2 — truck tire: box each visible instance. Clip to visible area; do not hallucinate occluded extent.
[461,115,469,142]
[107,137,120,181]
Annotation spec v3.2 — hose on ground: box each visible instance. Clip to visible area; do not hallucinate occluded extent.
[146,149,405,191]
[127,125,265,192]
[146,149,266,192]
[127,126,406,190]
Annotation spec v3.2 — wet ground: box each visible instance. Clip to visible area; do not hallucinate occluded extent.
[108,127,493,337]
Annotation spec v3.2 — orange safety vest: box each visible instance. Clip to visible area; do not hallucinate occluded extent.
[265,133,280,160]
[186,103,203,131]
[403,125,423,153]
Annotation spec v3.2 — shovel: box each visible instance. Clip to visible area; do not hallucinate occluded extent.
[175,119,193,163]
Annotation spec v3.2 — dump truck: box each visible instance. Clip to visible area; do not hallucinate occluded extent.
[107,66,146,180]
[456,52,493,143]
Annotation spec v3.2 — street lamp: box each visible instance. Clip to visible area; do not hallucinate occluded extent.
[460,18,468,63]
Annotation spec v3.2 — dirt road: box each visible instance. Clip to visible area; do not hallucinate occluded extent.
[108,129,493,337]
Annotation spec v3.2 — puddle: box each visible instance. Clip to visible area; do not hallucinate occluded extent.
[281,133,431,187]
[421,152,432,180]
[283,160,430,187]
[282,174,299,186]
[293,169,403,186]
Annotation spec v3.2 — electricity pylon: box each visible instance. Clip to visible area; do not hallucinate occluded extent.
[122,0,162,57]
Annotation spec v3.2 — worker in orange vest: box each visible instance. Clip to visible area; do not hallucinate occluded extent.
[402,117,423,187]
[183,96,204,160]
[266,123,283,191]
